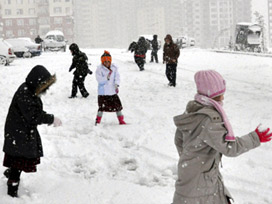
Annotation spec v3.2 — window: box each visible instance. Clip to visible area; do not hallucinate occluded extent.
[17,19,24,26]
[29,8,35,15]
[39,17,49,25]
[28,0,35,3]
[54,0,61,2]
[5,20,12,26]
[18,29,25,36]
[16,0,23,4]
[5,0,11,4]
[65,0,70,2]
[30,29,37,35]
[17,9,23,15]
[54,7,62,14]
[5,9,11,15]
[66,7,70,14]
[54,17,62,24]
[29,19,36,25]
[6,30,13,38]
[66,17,72,24]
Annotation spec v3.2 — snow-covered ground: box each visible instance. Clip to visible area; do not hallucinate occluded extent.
[0,48,272,204]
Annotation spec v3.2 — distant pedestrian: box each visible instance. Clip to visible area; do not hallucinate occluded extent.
[68,43,92,98]
[149,34,159,63]
[2,65,62,197]
[95,50,126,125]
[133,37,148,71]
[163,34,180,87]
[35,35,43,51]
[35,35,43,44]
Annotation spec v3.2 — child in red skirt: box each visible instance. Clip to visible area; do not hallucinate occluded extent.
[95,51,126,125]
[2,65,62,197]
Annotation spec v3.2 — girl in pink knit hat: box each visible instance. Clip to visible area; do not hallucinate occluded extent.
[172,70,272,204]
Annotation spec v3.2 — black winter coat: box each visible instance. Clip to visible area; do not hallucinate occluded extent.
[151,39,159,51]
[3,66,55,159]
[69,51,89,77]
[134,37,148,57]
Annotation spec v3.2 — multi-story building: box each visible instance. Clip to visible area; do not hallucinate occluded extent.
[0,0,73,42]
[73,0,182,48]
[181,0,252,48]
[268,0,272,47]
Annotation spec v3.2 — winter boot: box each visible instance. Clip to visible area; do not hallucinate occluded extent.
[117,116,126,125]
[7,180,19,197]
[95,116,102,125]
[3,168,11,179]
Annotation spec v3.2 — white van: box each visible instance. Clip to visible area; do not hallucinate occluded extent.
[0,38,16,65]
[43,30,67,52]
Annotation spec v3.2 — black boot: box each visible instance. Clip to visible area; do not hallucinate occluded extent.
[68,95,77,99]
[7,180,19,197]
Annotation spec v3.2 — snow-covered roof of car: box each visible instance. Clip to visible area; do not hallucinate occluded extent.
[46,30,64,36]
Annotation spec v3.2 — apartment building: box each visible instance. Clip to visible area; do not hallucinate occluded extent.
[181,0,252,48]
[268,0,272,47]
[73,0,182,48]
[0,0,73,42]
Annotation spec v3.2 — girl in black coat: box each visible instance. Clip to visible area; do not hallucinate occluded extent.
[2,65,62,197]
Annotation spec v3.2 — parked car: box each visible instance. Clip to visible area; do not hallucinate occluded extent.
[0,38,16,65]
[43,30,67,52]
[6,38,41,58]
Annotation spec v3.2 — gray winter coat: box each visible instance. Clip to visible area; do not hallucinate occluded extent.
[173,101,260,204]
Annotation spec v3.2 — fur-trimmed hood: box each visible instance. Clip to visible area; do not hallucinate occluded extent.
[26,65,56,95]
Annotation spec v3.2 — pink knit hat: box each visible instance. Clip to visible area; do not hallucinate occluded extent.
[194,70,226,98]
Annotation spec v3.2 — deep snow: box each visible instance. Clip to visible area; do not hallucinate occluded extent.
[0,48,272,204]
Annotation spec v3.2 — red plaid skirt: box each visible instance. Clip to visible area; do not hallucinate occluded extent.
[3,154,40,173]
[98,94,123,112]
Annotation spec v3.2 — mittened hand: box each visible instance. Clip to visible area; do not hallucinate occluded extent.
[255,126,272,143]
[53,117,62,127]
[107,70,112,80]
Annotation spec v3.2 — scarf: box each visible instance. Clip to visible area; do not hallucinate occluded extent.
[195,93,235,142]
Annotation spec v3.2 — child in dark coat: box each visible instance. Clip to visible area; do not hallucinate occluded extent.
[2,65,62,197]
[69,43,91,98]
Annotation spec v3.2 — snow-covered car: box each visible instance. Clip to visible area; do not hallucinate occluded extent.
[43,30,67,52]
[175,36,195,48]
[0,38,16,65]
[6,38,41,58]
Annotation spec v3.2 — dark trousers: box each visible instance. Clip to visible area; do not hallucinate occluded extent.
[9,168,21,182]
[71,74,89,97]
[166,64,177,86]
[150,50,158,63]
[134,56,145,71]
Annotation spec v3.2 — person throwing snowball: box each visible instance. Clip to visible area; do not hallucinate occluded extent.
[172,70,272,204]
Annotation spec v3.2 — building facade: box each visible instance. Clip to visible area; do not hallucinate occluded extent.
[180,0,252,48]
[268,0,272,47]
[73,0,182,48]
[0,0,73,42]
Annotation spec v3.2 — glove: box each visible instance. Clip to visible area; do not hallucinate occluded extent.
[107,70,112,80]
[115,84,119,94]
[88,69,93,75]
[69,67,72,72]
[53,117,62,127]
[255,126,272,143]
